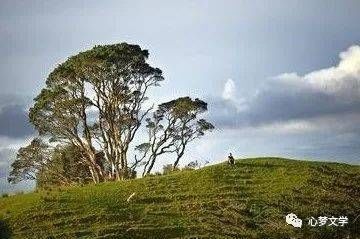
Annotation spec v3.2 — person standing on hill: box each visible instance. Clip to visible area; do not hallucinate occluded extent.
[228,153,235,165]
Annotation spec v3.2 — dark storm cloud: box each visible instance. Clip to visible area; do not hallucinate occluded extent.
[210,84,360,129]
[0,104,33,138]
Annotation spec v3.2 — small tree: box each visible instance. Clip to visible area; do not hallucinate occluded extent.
[136,97,214,176]
[36,145,92,187]
[8,140,91,187]
[8,139,57,184]
[183,160,200,171]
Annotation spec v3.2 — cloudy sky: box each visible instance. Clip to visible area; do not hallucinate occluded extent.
[1,0,360,193]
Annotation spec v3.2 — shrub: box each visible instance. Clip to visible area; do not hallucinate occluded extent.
[163,164,180,175]
[183,160,199,171]
[1,193,9,198]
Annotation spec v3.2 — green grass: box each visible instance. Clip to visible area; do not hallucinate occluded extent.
[0,157,359,238]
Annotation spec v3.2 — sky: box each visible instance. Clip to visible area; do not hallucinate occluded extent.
[1,0,360,193]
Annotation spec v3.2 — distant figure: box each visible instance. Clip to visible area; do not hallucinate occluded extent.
[228,153,235,165]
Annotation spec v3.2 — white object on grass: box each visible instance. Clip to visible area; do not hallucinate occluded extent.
[126,192,136,202]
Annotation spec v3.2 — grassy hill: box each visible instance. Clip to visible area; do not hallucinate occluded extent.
[0,157,359,239]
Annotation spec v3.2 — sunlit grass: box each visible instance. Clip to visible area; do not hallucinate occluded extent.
[0,157,359,238]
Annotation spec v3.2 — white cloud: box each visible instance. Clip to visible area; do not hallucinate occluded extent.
[222,78,236,100]
[211,45,360,138]
[219,78,247,112]
[245,112,360,135]
[275,45,360,99]
[0,135,34,150]
[254,120,316,134]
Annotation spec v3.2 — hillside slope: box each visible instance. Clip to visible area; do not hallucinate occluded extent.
[0,158,359,239]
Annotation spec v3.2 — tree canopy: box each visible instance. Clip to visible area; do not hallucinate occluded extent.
[135,97,214,176]
[9,43,214,185]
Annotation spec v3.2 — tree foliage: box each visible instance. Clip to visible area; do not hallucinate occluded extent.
[36,145,92,187]
[27,43,163,182]
[8,140,91,187]
[135,97,214,176]
[9,43,214,185]
[8,138,50,183]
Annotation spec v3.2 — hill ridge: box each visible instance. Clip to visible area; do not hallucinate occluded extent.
[0,157,359,238]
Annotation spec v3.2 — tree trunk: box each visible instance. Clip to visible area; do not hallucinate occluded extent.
[173,146,185,169]
[88,166,99,184]
[122,153,129,180]
[145,156,156,176]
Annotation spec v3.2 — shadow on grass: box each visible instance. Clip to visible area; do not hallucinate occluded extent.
[0,220,12,239]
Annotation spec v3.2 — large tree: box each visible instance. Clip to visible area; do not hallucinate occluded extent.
[9,43,214,185]
[28,43,163,182]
